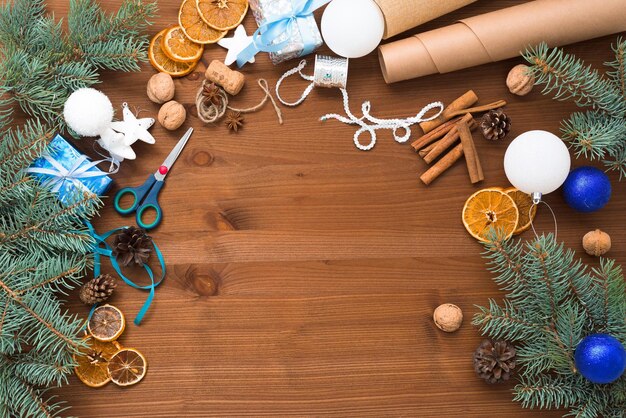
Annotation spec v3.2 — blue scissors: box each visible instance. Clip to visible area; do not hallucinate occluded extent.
[114,128,193,230]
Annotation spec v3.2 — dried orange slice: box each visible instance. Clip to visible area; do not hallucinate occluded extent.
[197,0,249,31]
[162,26,204,62]
[108,348,147,387]
[149,29,198,78]
[462,188,519,243]
[179,0,227,44]
[75,337,122,388]
[87,304,126,342]
[505,187,537,235]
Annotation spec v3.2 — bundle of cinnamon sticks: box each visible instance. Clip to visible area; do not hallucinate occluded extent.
[412,90,505,185]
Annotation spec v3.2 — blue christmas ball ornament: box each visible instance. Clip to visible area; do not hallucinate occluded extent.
[562,166,611,212]
[574,334,626,384]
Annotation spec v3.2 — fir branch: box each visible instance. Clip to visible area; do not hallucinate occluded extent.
[477,234,626,416]
[513,374,589,410]
[0,0,157,128]
[560,111,626,161]
[605,37,626,100]
[0,280,80,350]
[473,299,544,342]
[603,146,626,180]
[523,43,625,116]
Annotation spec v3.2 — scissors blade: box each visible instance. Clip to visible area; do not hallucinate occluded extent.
[154,127,193,180]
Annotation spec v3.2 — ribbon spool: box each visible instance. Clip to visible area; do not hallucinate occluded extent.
[313,55,349,88]
[275,55,349,107]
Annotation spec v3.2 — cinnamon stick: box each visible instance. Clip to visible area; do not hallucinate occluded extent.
[418,141,438,158]
[420,143,464,185]
[419,90,478,133]
[423,113,474,164]
[446,100,508,118]
[457,120,484,184]
[411,115,464,151]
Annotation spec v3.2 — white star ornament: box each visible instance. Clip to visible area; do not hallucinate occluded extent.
[110,102,156,146]
[218,25,255,66]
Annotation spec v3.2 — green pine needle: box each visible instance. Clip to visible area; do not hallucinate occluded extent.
[0,0,157,416]
[0,0,157,130]
[523,41,626,177]
[523,42,625,116]
[475,233,626,416]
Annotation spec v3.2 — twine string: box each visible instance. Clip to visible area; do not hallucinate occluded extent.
[229,79,283,124]
[196,79,283,124]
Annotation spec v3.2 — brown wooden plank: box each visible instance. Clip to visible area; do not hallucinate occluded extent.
[38,0,626,416]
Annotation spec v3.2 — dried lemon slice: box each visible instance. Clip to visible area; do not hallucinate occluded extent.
[149,28,198,77]
[504,187,537,235]
[179,0,227,44]
[74,337,122,388]
[462,188,519,242]
[108,348,148,387]
[162,26,204,62]
[87,304,126,342]
[196,0,249,31]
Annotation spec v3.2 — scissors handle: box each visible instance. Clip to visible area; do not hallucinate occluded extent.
[135,180,164,230]
[114,175,157,215]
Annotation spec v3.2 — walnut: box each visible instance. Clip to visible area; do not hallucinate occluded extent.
[158,101,186,131]
[433,303,463,332]
[582,229,611,257]
[147,73,175,104]
[506,64,535,96]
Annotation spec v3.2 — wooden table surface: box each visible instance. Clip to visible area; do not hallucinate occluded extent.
[53,0,626,416]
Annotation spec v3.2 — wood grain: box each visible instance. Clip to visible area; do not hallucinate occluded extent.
[45,0,626,416]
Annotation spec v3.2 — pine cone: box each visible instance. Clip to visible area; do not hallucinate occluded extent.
[79,274,117,305]
[112,226,152,267]
[473,339,516,383]
[480,109,511,141]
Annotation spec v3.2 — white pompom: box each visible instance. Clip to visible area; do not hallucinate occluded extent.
[63,88,113,137]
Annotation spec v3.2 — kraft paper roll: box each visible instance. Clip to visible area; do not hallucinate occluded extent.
[373,0,477,39]
[378,0,626,84]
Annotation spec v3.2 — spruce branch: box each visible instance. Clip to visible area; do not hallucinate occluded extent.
[476,234,626,416]
[0,2,157,415]
[523,42,625,116]
[0,0,157,128]
[605,37,626,99]
[560,111,626,161]
[523,40,626,178]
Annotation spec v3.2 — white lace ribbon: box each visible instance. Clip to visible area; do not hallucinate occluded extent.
[276,58,444,151]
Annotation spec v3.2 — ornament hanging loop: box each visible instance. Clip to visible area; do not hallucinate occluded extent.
[529,192,558,240]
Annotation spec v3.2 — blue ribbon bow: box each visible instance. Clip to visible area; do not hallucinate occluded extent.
[26,154,119,194]
[236,0,330,67]
[86,222,166,326]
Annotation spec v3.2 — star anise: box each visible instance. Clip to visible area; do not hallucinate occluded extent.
[202,83,223,107]
[224,111,244,132]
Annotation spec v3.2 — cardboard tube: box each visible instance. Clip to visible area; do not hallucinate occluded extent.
[379,0,626,84]
[373,0,477,39]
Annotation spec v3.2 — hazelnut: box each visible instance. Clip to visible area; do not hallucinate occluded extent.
[147,73,175,104]
[582,229,611,257]
[433,303,463,333]
[506,64,535,96]
[158,101,186,131]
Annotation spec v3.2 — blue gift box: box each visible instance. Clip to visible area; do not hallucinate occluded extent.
[238,0,328,66]
[27,134,113,204]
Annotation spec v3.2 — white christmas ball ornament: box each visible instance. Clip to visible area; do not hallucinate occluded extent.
[504,130,571,196]
[321,0,385,59]
[63,88,113,137]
